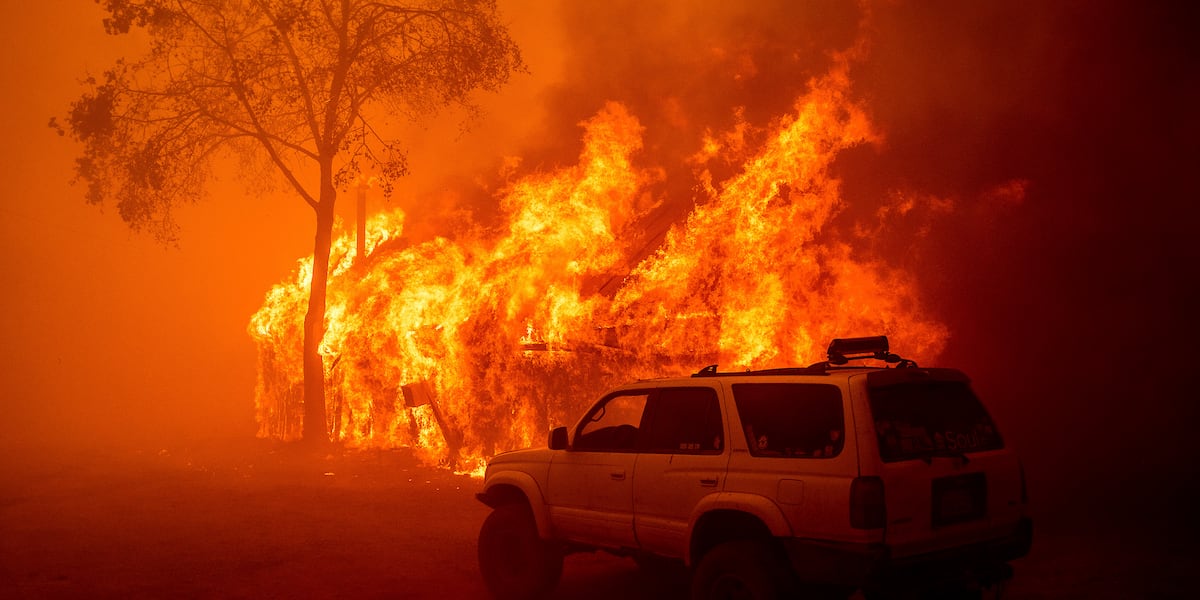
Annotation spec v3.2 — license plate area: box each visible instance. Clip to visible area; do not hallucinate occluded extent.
[931,472,987,528]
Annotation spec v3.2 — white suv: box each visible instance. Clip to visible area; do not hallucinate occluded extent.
[476,336,1032,600]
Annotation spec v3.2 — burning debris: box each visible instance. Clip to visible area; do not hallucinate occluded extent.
[249,59,948,474]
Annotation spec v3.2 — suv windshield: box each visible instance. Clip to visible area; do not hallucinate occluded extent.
[869,379,1003,462]
[732,383,845,458]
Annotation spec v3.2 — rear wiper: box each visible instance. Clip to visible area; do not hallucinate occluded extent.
[918,449,970,465]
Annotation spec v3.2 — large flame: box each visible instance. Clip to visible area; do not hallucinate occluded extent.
[249,57,948,474]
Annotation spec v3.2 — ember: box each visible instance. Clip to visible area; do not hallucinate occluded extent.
[248,56,948,475]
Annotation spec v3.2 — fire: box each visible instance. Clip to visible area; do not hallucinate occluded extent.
[248,57,949,474]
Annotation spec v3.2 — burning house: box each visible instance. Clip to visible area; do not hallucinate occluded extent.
[248,55,953,475]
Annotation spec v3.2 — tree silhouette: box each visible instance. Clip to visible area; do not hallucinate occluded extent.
[59,0,523,444]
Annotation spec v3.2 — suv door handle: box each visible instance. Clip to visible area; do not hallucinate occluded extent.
[610,471,626,481]
[699,477,718,487]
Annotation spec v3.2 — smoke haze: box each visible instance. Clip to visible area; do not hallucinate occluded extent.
[2,0,1198,527]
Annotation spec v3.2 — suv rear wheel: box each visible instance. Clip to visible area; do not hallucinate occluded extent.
[478,503,563,600]
[691,540,794,600]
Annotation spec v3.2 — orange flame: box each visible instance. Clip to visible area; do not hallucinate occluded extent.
[249,58,948,474]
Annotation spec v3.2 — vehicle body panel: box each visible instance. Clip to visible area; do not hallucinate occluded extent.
[634,451,729,557]
[546,450,637,548]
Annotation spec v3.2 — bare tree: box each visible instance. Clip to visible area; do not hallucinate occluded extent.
[57,0,523,445]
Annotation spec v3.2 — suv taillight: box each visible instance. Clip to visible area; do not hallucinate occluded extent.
[850,476,886,529]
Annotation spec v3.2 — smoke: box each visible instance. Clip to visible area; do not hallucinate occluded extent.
[8,0,1195,528]
[459,0,1200,519]
[845,1,1200,520]
[534,1,858,159]
[389,1,863,243]
[367,0,1200,497]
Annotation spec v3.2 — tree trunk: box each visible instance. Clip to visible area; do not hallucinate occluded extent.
[302,177,337,446]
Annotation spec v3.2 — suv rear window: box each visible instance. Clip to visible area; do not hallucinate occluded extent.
[732,383,845,458]
[868,380,1003,462]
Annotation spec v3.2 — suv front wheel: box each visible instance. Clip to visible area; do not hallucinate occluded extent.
[478,503,564,600]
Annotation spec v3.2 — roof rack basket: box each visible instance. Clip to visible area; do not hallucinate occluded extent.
[825,335,916,367]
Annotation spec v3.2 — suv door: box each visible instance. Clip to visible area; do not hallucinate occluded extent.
[723,380,855,543]
[546,391,647,549]
[632,385,728,557]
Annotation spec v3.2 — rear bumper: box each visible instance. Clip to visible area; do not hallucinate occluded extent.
[781,517,1033,589]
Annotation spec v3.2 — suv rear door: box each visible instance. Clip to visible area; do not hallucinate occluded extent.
[631,385,728,557]
[853,370,1025,557]
[723,379,859,543]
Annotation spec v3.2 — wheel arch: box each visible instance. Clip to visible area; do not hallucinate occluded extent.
[478,472,553,540]
[686,493,792,567]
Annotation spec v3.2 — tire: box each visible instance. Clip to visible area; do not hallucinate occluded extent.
[690,540,794,600]
[478,503,563,600]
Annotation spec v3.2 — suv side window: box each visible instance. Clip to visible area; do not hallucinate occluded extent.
[574,392,649,452]
[733,383,845,458]
[639,387,723,454]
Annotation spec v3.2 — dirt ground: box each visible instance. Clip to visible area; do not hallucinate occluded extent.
[1,438,1195,599]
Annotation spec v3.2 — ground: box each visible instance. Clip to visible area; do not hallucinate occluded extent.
[1,439,1194,599]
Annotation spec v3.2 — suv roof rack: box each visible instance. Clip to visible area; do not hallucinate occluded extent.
[691,364,829,378]
[690,335,917,378]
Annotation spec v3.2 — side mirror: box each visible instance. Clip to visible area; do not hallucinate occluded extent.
[549,426,569,450]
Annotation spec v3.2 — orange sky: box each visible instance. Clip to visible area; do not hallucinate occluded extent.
[0,1,288,445]
[0,0,565,446]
